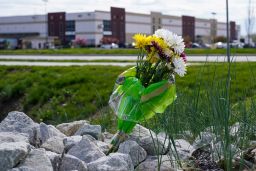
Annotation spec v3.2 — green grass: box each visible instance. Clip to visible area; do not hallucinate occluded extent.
[184,48,256,55]
[0,63,255,128]
[0,48,256,55]
[145,62,256,170]
[1,62,256,169]
[0,66,127,125]
[0,59,136,63]
[0,48,139,55]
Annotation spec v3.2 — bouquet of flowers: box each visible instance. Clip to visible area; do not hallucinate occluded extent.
[107,29,187,154]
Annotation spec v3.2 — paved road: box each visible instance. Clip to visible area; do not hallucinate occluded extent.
[0,61,136,66]
[0,55,255,66]
[0,55,256,62]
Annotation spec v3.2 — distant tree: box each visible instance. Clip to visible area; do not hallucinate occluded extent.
[245,0,255,46]
[183,35,192,47]
[54,38,62,47]
[73,38,87,48]
[214,36,227,43]
[101,37,119,44]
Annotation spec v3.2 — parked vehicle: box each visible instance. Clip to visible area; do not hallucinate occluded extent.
[191,43,202,48]
[201,43,211,49]
[101,43,119,49]
[215,42,226,49]
[230,42,244,48]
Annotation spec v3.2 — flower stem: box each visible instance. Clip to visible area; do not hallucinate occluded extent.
[106,131,128,155]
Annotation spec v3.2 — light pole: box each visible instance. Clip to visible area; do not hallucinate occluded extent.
[42,0,48,48]
[226,0,230,63]
[211,12,217,46]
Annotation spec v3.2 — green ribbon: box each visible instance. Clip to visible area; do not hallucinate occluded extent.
[109,67,176,134]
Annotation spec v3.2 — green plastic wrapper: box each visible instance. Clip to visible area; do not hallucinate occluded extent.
[109,67,177,134]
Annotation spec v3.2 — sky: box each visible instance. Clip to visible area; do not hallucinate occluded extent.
[0,0,255,36]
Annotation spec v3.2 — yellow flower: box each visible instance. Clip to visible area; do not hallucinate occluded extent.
[149,35,168,50]
[133,34,149,49]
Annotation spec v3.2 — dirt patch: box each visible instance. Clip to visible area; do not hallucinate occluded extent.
[0,97,24,121]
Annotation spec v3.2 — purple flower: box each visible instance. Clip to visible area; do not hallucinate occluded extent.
[151,41,170,62]
[180,52,187,63]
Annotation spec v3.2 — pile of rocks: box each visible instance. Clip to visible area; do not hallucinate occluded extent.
[1,111,256,171]
[0,111,179,171]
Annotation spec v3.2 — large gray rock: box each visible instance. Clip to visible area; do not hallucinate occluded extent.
[0,111,38,144]
[10,168,35,171]
[230,122,240,137]
[68,135,105,163]
[63,135,95,153]
[157,132,169,140]
[63,135,83,152]
[41,136,65,154]
[193,132,216,149]
[75,124,102,140]
[87,153,134,171]
[174,139,194,161]
[46,151,61,171]
[59,154,88,171]
[14,148,53,171]
[38,123,66,144]
[0,142,30,170]
[136,155,176,171]
[129,124,156,142]
[56,120,89,136]
[102,131,114,144]
[138,136,169,155]
[95,140,110,154]
[0,132,29,144]
[118,140,147,166]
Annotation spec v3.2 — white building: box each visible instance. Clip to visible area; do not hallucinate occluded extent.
[0,7,240,49]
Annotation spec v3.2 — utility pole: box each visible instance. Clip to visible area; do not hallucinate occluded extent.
[226,0,230,63]
[211,12,217,46]
[42,0,48,49]
[246,0,255,47]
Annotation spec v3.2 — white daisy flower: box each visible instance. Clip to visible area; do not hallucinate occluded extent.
[154,29,170,41]
[173,58,187,77]
[154,29,185,54]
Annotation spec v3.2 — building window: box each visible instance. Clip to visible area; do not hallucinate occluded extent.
[158,18,161,25]
[59,23,63,35]
[103,20,111,31]
[50,23,54,35]
[66,20,75,32]
[152,25,156,33]
[65,35,75,44]
[152,17,155,23]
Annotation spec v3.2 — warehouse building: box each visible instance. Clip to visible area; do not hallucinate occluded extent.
[0,7,240,49]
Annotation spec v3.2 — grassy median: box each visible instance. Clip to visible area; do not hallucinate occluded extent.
[0,48,256,55]
[0,63,255,131]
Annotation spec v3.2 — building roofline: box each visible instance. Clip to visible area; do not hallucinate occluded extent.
[162,14,181,19]
[0,7,239,26]
[94,10,109,13]
[126,11,150,17]
[0,14,45,18]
